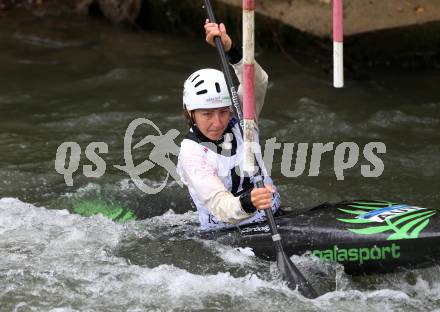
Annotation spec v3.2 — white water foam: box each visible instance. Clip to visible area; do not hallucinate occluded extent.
[1,198,439,311]
[0,199,297,311]
[201,240,256,266]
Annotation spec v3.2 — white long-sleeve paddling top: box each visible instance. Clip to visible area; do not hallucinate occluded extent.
[177,61,281,230]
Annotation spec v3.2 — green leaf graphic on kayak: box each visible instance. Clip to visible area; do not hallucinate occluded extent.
[72,200,137,222]
[337,201,436,240]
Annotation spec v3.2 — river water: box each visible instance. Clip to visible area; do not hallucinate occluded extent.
[1,9,440,312]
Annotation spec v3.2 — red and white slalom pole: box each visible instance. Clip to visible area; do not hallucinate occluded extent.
[242,0,256,173]
[333,0,344,88]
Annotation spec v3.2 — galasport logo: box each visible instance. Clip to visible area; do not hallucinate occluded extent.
[312,201,437,264]
[336,201,436,240]
[312,243,401,264]
[55,118,387,194]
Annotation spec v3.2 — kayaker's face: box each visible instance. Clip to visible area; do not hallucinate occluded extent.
[193,107,231,141]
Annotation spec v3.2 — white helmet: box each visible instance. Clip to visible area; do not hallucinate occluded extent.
[183,68,231,111]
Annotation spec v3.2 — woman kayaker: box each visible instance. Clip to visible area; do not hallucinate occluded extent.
[177,20,281,230]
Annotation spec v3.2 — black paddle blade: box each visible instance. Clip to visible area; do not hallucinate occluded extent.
[276,250,318,299]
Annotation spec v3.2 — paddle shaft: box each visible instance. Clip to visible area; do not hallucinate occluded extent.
[203,0,317,298]
[204,7,243,129]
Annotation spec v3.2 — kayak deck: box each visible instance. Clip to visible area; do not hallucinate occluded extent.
[198,200,440,274]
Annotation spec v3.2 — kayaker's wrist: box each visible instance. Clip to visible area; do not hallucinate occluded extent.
[226,41,242,65]
[239,189,257,213]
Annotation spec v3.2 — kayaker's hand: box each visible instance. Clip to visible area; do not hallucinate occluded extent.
[204,19,232,52]
[251,185,274,210]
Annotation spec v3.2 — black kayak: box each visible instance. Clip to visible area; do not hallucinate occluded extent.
[198,200,440,274]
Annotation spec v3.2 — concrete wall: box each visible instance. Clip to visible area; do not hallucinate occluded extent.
[218,0,440,37]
